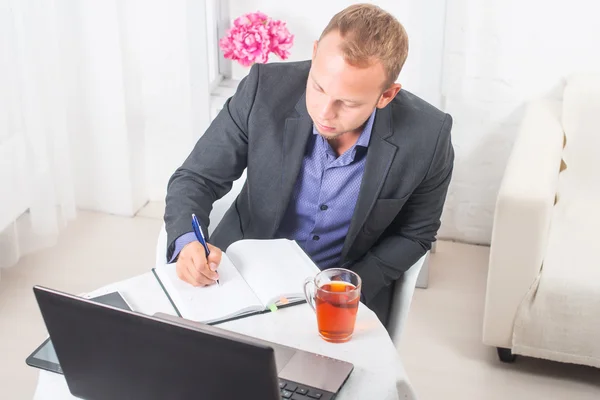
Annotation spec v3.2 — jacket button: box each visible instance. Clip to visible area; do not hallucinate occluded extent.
[320,204,328,211]
[312,235,320,241]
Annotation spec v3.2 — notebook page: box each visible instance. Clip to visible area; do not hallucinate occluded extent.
[154,253,263,323]
[226,239,321,307]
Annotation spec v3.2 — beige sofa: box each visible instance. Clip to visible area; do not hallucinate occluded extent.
[483,73,600,367]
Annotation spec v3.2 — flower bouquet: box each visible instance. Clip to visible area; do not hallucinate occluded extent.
[218,11,294,67]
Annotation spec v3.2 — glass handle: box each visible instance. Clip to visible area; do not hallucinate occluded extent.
[303,277,317,313]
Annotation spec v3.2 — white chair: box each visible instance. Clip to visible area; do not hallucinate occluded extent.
[388,252,427,347]
[155,171,425,347]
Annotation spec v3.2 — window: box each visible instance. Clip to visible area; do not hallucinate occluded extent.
[205,0,233,92]
[205,0,238,120]
[205,0,221,91]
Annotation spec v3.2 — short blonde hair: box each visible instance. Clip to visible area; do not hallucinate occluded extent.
[319,3,409,88]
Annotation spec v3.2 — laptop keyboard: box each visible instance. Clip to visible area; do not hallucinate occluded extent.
[279,378,334,400]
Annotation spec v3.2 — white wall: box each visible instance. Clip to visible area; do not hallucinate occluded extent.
[437,0,600,244]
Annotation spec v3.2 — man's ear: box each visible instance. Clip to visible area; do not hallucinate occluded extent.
[376,83,402,108]
[312,40,318,60]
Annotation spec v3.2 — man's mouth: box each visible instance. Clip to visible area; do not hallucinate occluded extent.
[316,121,335,132]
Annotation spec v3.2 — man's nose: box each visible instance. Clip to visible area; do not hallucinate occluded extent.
[319,100,336,120]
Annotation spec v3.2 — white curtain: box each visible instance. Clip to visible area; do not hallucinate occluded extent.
[0,0,76,270]
[0,0,214,272]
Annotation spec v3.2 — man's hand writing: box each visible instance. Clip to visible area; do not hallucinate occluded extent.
[176,242,222,286]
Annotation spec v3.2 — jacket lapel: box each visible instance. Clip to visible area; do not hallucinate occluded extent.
[270,92,313,235]
[340,105,397,261]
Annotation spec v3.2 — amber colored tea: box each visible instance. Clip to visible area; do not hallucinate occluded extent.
[315,281,360,343]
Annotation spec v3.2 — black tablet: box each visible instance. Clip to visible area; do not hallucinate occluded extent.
[26,291,133,374]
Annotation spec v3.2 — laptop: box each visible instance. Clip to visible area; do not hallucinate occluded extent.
[33,285,354,400]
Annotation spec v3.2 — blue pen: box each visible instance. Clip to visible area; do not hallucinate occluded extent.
[191,213,219,286]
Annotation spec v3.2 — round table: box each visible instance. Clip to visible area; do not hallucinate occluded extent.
[33,272,417,400]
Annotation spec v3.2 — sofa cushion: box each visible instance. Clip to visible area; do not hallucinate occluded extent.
[560,73,600,202]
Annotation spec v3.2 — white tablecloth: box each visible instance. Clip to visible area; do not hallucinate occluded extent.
[33,273,417,400]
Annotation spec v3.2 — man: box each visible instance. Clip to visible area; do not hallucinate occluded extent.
[164,4,454,326]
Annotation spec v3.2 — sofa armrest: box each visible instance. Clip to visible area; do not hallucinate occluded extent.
[482,99,564,348]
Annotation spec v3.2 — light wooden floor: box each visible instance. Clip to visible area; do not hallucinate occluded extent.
[0,205,598,399]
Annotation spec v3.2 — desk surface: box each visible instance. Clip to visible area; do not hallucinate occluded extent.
[32,272,416,400]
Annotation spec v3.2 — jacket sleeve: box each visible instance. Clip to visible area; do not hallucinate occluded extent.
[163,64,261,261]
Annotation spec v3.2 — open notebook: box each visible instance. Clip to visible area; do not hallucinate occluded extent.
[152,239,321,325]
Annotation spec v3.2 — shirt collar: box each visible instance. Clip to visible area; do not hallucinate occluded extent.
[356,109,376,148]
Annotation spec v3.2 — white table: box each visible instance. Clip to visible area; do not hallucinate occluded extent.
[33,272,417,400]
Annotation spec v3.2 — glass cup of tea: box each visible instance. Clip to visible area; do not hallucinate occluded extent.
[303,268,362,343]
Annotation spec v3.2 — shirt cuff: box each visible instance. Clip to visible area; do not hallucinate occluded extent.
[168,232,198,263]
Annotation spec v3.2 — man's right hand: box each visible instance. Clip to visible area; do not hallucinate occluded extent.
[175,241,222,286]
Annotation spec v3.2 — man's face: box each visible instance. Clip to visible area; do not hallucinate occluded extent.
[306,31,396,139]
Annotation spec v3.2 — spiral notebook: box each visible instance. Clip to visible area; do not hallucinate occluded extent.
[152,239,320,325]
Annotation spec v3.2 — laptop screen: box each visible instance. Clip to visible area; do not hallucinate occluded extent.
[33,286,282,400]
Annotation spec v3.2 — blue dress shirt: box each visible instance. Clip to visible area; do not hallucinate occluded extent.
[275,110,375,269]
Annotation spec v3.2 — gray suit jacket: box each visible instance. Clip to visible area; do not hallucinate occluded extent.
[165,60,454,325]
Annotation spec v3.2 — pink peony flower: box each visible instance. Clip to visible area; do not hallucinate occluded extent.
[219,11,294,67]
[219,21,270,67]
[268,20,294,60]
[234,11,269,26]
